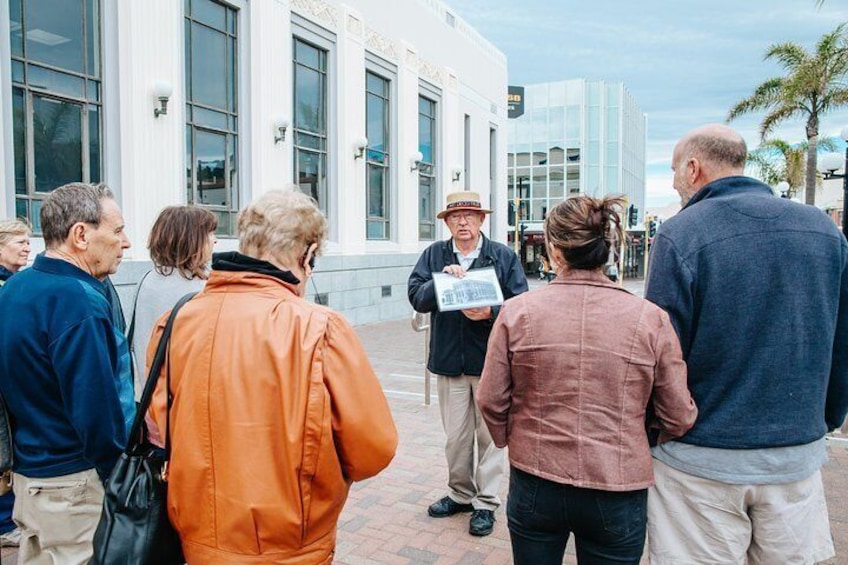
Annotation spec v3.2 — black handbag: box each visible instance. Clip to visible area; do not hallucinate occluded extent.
[91,292,196,565]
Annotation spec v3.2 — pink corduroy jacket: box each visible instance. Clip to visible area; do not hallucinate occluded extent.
[477,270,697,491]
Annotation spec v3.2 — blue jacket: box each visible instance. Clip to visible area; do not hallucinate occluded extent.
[408,235,528,376]
[0,255,131,481]
[646,176,848,449]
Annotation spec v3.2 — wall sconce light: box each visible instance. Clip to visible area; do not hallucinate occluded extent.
[353,136,368,159]
[451,167,463,182]
[273,115,290,144]
[153,81,173,118]
[410,151,424,172]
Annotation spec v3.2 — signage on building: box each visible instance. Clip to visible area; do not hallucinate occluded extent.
[508,86,524,119]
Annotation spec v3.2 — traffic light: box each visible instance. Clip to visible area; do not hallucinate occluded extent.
[628,205,638,227]
[648,220,657,238]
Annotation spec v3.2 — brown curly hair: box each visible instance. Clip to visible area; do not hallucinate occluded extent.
[544,195,625,271]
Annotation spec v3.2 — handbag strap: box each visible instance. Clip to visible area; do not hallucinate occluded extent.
[128,291,197,450]
[126,270,152,350]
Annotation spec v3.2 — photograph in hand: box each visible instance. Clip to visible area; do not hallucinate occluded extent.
[433,267,504,312]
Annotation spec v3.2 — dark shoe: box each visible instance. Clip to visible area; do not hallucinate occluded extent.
[469,509,495,536]
[428,496,474,518]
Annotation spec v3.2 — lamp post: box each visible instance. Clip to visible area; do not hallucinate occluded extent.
[817,126,848,240]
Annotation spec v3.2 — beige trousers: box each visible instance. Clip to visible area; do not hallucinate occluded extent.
[437,375,503,511]
[12,468,104,565]
[649,459,835,564]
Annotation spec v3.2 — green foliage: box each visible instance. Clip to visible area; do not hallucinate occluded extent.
[728,23,848,205]
[747,137,838,198]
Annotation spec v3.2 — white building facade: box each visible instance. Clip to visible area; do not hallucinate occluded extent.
[506,79,646,270]
[0,0,508,325]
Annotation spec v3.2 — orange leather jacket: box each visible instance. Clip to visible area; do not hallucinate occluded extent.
[148,268,398,564]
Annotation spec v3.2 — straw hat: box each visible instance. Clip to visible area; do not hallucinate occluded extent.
[436,191,493,220]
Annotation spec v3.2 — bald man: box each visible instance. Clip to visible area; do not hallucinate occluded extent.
[645,124,848,564]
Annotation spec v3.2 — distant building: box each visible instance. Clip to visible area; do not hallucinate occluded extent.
[0,0,508,325]
[506,79,646,272]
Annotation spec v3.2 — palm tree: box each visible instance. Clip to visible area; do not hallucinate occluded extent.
[747,137,837,198]
[728,23,848,205]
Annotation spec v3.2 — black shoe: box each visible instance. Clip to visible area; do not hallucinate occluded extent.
[428,496,474,518]
[469,509,495,536]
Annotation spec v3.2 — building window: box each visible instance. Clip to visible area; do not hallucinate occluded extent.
[11,0,102,231]
[185,0,239,235]
[366,71,390,240]
[418,95,436,240]
[293,37,328,215]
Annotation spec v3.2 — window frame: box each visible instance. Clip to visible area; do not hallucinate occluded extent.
[364,59,395,241]
[10,0,103,231]
[184,0,241,236]
[418,80,441,241]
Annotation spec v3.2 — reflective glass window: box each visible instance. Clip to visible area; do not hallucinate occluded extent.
[366,71,390,240]
[294,37,328,214]
[186,0,239,234]
[12,0,101,228]
[418,95,436,240]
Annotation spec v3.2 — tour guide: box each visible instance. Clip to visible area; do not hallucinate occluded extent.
[408,190,527,537]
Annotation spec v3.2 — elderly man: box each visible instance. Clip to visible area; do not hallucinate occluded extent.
[0,183,132,564]
[646,124,848,564]
[408,191,527,536]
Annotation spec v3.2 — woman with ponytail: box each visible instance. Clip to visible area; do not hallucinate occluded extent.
[477,195,697,565]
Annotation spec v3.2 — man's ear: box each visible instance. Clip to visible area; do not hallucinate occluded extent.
[688,158,703,184]
[68,222,89,251]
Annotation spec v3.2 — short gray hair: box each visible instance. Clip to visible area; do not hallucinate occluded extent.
[41,183,114,248]
[684,133,747,170]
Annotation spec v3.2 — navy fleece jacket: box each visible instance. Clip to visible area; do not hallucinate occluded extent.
[0,255,127,481]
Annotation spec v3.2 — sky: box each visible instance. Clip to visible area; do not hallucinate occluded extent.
[447,0,848,210]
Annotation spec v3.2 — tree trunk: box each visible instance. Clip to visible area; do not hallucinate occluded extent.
[805,119,819,206]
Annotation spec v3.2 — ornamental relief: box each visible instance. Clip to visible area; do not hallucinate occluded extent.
[291,0,338,29]
[364,27,398,61]
[418,59,444,86]
[405,48,418,69]
[346,14,363,37]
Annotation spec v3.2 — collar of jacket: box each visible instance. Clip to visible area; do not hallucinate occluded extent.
[32,253,107,296]
[211,251,301,286]
[441,234,496,267]
[0,265,13,282]
[684,175,773,211]
[550,268,627,290]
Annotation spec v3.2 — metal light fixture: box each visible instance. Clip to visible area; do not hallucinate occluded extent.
[410,151,424,172]
[353,136,368,159]
[273,115,290,144]
[817,126,848,239]
[153,81,173,118]
[451,167,463,182]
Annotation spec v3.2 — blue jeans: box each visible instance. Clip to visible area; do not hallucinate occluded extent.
[0,491,15,534]
[507,466,647,564]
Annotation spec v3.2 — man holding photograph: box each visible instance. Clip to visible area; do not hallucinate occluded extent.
[408,191,527,536]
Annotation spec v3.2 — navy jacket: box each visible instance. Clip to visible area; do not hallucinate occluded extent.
[408,235,527,376]
[0,255,128,481]
[646,176,848,449]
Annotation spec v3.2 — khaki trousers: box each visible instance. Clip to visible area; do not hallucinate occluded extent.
[12,468,104,565]
[437,374,503,511]
[648,459,835,564]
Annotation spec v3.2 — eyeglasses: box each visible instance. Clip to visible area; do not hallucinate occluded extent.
[446,212,479,224]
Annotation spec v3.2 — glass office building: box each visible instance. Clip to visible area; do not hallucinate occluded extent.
[506,79,646,271]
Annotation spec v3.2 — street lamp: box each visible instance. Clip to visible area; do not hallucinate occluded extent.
[817,126,848,239]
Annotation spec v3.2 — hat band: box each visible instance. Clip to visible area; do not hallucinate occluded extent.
[446,201,482,210]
